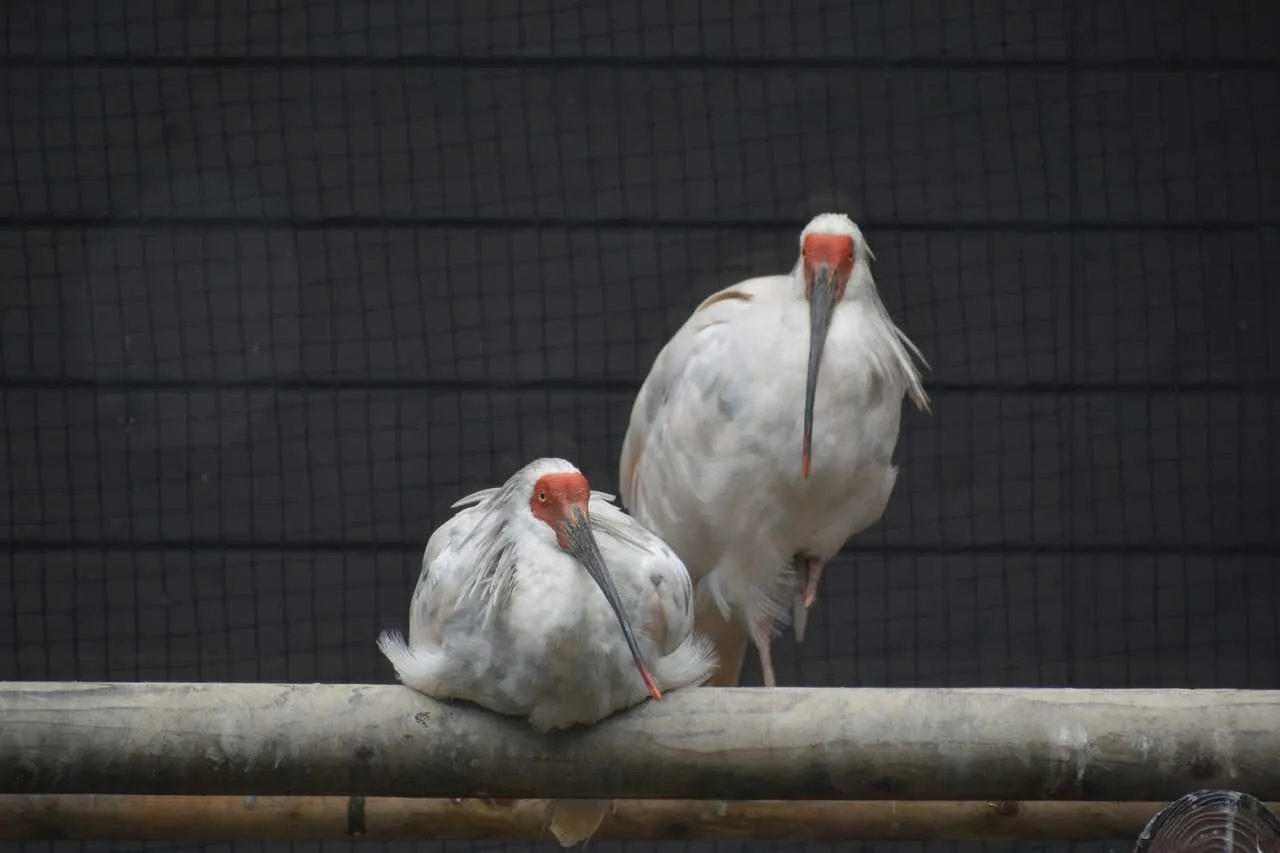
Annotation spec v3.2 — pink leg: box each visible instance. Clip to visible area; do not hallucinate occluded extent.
[749,609,782,688]
[802,556,825,607]
[754,629,778,688]
[791,556,825,642]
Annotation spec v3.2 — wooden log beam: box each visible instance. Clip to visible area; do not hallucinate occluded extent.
[7,796,1275,842]
[2,683,1278,801]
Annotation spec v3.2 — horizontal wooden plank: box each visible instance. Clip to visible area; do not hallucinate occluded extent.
[2,682,1278,800]
[2,0,1071,61]
[3,552,1274,688]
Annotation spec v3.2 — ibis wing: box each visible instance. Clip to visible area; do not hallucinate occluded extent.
[619,285,759,573]
[405,509,480,648]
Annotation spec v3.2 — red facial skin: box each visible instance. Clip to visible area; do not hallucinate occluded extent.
[529,472,591,549]
[801,233,855,302]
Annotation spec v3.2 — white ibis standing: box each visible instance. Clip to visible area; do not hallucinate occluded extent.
[618,212,930,687]
[377,457,716,846]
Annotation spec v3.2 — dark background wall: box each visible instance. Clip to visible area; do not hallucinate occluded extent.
[2,0,1278,852]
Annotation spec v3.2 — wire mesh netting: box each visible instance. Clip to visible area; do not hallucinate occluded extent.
[1,0,1279,852]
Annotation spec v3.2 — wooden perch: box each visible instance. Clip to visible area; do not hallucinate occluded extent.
[1,682,1278,801]
[8,796,1276,842]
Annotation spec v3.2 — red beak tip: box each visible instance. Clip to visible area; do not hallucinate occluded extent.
[643,672,663,701]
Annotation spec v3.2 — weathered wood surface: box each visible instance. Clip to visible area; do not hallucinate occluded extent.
[6,796,1268,842]
[1,683,1278,801]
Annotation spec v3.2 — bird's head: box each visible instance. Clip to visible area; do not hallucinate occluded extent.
[796,212,871,480]
[526,461,663,701]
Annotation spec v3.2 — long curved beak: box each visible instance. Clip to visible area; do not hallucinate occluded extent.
[562,507,663,701]
[803,262,840,479]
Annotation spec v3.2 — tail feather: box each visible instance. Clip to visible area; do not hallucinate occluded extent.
[545,799,611,847]
[654,631,719,691]
[376,629,449,695]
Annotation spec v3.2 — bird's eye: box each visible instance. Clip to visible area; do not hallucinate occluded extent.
[537,490,547,502]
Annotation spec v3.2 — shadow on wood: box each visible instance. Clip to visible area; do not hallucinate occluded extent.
[10,796,1280,842]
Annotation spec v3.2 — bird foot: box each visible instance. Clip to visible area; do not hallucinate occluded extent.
[791,557,824,643]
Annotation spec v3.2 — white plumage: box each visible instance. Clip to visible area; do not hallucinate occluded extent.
[378,457,716,846]
[618,212,930,687]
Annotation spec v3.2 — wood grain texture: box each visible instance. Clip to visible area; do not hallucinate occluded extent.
[5,795,1270,842]
[1,683,1279,801]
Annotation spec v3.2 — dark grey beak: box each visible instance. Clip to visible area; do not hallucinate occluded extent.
[562,507,663,700]
[803,262,840,479]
